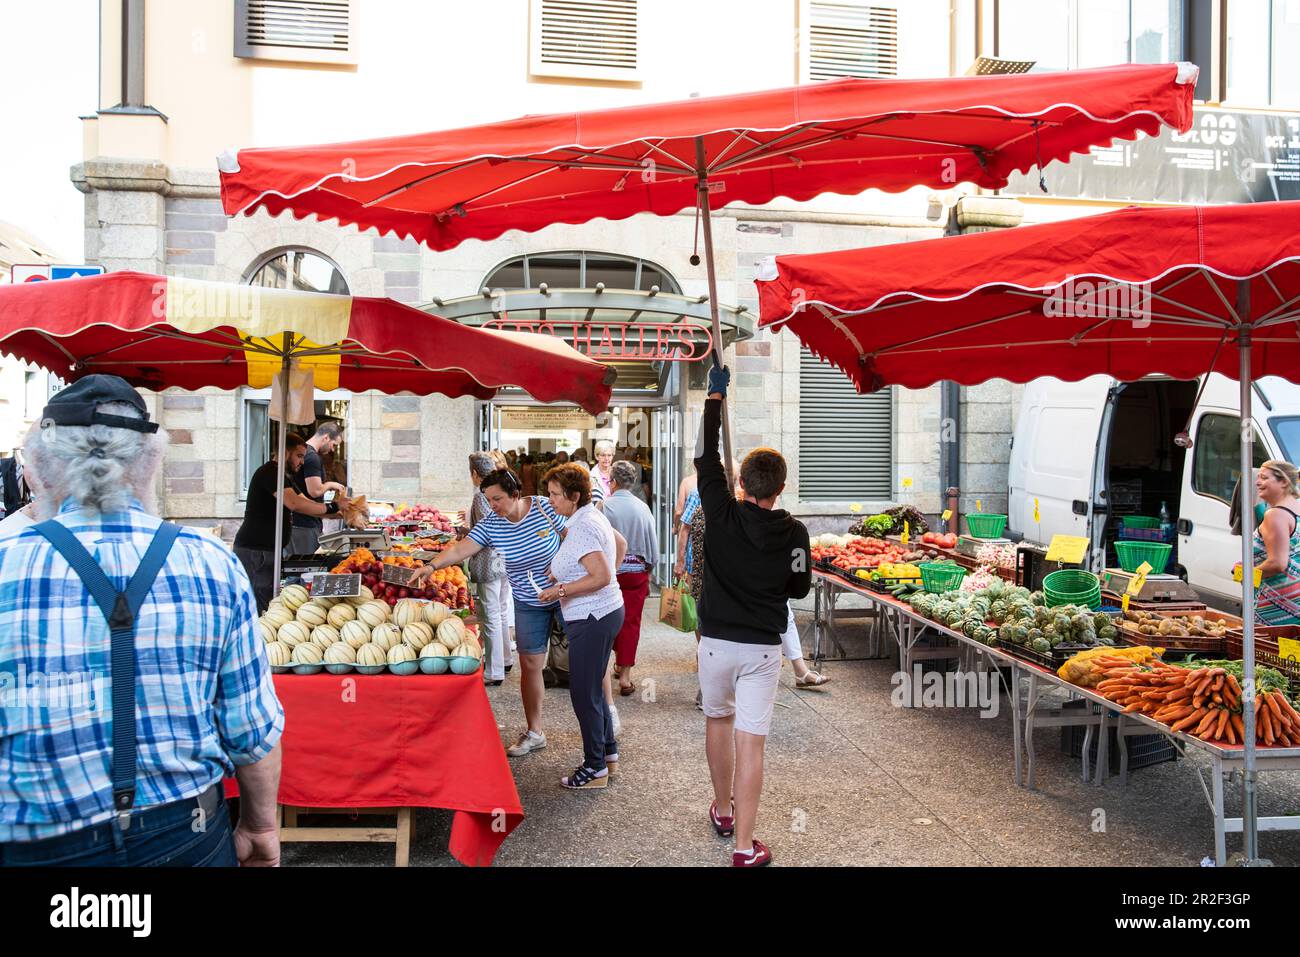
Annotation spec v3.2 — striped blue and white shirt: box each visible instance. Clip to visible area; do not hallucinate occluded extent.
[467,496,567,607]
[0,499,284,842]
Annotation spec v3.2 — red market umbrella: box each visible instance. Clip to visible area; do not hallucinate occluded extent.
[0,270,615,580]
[755,200,1300,861]
[218,62,1197,475]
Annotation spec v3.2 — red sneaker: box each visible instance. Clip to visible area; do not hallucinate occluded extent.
[732,839,772,867]
[709,799,734,837]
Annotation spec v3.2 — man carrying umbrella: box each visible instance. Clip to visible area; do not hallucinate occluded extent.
[235,432,342,612]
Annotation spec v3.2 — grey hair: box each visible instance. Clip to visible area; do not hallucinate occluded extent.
[468,451,496,479]
[610,460,639,490]
[25,401,168,520]
[594,440,615,455]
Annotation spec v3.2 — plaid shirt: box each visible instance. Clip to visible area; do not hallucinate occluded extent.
[0,499,284,842]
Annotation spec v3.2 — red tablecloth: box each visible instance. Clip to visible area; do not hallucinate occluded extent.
[226,673,522,866]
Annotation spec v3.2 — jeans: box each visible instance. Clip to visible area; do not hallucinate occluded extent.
[477,577,512,678]
[234,546,276,614]
[0,787,237,867]
[513,599,563,656]
[565,606,625,769]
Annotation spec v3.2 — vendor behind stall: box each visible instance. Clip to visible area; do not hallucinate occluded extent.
[1254,459,1300,626]
[235,432,340,612]
[290,422,347,556]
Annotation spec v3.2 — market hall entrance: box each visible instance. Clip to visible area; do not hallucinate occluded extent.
[479,398,683,585]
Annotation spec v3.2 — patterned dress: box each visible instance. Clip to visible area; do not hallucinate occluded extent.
[1254,505,1300,626]
[681,489,706,602]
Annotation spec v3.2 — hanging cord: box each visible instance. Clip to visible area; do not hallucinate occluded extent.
[1033,120,1048,193]
[689,193,702,266]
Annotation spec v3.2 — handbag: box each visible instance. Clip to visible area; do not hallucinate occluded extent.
[658,577,698,633]
[536,499,571,688]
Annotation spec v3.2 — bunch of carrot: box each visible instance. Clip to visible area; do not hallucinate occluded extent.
[1090,658,1300,747]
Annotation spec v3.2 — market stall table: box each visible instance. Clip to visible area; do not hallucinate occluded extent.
[810,568,1300,864]
[226,673,523,866]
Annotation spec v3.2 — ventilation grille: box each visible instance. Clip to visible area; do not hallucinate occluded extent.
[807,2,898,81]
[236,0,354,64]
[531,0,639,81]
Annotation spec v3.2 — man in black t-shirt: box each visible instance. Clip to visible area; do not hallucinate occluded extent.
[235,432,340,612]
[290,422,347,556]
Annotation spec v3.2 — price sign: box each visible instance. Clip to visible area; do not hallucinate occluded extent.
[1033,498,1041,523]
[1121,593,1131,613]
[382,564,421,586]
[1044,534,1090,564]
[1126,561,1153,596]
[306,573,361,598]
[900,520,910,546]
[1278,636,1300,663]
[976,499,983,513]
[1232,564,1264,587]
[849,503,863,513]
[941,509,953,522]
[902,477,913,489]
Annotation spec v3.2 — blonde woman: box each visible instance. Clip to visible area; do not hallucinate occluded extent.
[1254,460,1300,626]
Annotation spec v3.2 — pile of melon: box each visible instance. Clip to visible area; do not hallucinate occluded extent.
[259,584,481,676]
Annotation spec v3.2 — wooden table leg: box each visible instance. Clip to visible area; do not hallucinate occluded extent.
[395,808,413,867]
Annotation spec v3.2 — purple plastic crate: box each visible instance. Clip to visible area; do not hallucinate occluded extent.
[1117,526,1174,544]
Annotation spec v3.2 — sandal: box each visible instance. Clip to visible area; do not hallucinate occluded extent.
[619,681,636,696]
[795,670,831,688]
[561,764,609,790]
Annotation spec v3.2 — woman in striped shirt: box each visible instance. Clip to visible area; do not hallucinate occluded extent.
[414,468,566,757]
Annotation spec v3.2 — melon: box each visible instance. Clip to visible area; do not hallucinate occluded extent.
[257,618,278,644]
[369,622,402,651]
[267,598,288,616]
[340,619,371,650]
[458,634,483,657]
[310,624,341,649]
[356,642,387,666]
[402,621,434,651]
[454,641,482,660]
[265,640,292,666]
[324,641,356,664]
[291,641,323,664]
[264,607,294,630]
[357,601,390,629]
[422,601,451,627]
[393,599,424,628]
[280,584,310,612]
[387,643,417,664]
[296,602,329,628]
[327,603,357,629]
[419,641,446,659]
[346,585,376,607]
[436,617,466,650]
[276,620,310,648]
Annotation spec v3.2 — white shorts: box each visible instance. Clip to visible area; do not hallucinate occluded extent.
[698,636,782,736]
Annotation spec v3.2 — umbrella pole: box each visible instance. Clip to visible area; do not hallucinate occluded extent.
[271,335,291,598]
[694,137,735,487]
[1237,281,1262,863]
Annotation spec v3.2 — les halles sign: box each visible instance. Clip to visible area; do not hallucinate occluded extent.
[483,318,713,362]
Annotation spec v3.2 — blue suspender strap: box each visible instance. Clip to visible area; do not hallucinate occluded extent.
[32,519,181,830]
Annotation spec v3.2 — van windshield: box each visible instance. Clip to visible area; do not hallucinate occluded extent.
[1272,417,1300,464]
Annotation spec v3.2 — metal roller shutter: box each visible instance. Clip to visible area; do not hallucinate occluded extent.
[799,347,892,500]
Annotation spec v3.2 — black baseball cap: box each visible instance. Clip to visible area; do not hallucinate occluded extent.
[41,374,159,434]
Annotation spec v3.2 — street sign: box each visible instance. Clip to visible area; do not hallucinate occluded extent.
[9,264,105,284]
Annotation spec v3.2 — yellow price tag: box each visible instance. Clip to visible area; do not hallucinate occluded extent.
[1234,565,1264,588]
[1257,566,1265,588]
[1033,498,1041,523]
[1121,593,1131,612]
[902,477,913,489]
[1278,636,1300,662]
[1126,561,1153,596]
[941,509,953,522]
[976,500,983,512]
[900,520,910,546]
[849,503,863,513]
[1044,534,1090,564]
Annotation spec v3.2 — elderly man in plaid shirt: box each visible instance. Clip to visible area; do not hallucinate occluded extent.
[0,376,284,867]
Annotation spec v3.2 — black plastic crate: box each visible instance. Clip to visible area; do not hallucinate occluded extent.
[998,641,1093,671]
[1059,700,1179,773]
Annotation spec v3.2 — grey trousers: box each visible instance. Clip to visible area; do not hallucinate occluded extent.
[234,545,276,614]
[290,526,320,556]
[565,606,625,769]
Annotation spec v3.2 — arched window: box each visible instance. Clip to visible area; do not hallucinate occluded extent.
[484,251,680,294]
[246,247,349,295]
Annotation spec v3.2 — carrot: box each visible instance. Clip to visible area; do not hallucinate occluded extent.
[1261,708,1275,745]
[1215,709,1230,740]
[1193,695,1206,709]
[1166,687,1194,700]
[1208,667,1226,677]
[1231,712,1245,739]
[1212,675,1225,692]
[1226,674,1243,696]
[1172,709,1207,732]
[1226,721,1237,745]
[1212,693,1224,705]
[1195,710,1219,735]
[1123,702,1144,713]
[1196,676,1214,696]
[1267,693,1284,722]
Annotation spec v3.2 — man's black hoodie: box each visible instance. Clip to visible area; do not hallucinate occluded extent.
[693,397,811,645]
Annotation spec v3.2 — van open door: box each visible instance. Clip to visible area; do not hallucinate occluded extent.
[1009,375,1111,552]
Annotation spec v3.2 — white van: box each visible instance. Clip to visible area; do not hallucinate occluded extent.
[1008,374,1300,611]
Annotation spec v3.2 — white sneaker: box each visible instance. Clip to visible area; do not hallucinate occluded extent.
[609,704,621,738]
[507,730,546,757]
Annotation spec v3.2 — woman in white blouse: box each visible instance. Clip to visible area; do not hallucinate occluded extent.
[537,463,628,790]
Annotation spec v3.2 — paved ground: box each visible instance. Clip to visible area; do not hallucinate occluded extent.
[282,593,1300,867]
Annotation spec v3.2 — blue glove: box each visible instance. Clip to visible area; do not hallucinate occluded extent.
[707,363,731,398]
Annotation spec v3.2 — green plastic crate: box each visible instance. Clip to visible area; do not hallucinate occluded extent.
[966,513,1008,539]
[1121,515,1160,529]
[1114,540,1172,574]
[919,561,966,593]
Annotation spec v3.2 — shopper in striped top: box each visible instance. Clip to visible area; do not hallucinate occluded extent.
[414,468,566,756]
